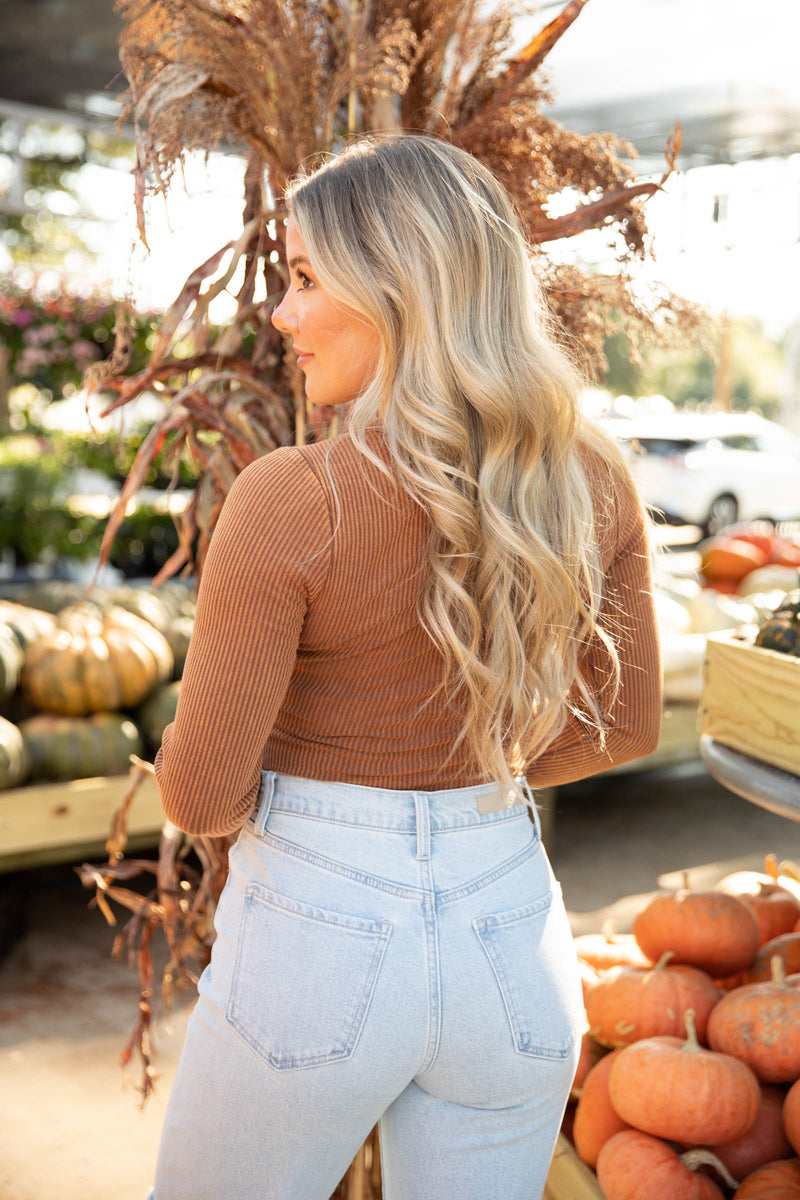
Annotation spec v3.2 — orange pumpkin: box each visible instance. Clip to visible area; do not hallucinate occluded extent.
[596,1131,726,1200]
[584,951,720,1048]
[577,957,602,1001]
[574,921,652,971]
[772,542,800,568]
[716,863,800,946]
[782,1078,800,1156]
[632,880,760,979]
[724,521,777,560]
[700,537,769,584]
[608,1010,760,1145]
[570,1028,606,1097]
[573,1049,632,1168]
[743,934,800,984]
[695,1084,793,1181]
[707,957,800,1083]
[732,1157,800,1198]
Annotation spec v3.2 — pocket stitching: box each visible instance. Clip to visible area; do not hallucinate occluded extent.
[473,891,577,1061]
[226,884,392,1071]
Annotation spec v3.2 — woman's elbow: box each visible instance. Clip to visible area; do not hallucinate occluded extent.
[635,717,662,761]
[157,784,235,838]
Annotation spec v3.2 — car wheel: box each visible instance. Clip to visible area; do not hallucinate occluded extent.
[704,493,739,537]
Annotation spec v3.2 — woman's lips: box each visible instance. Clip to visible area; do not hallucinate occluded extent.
[294,347,313,368]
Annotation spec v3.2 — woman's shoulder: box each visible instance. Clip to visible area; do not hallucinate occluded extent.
[236,438,345,496]
[222,442,336,534]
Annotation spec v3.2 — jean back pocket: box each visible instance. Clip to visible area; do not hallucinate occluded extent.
[226,883,392,1070]
[473,889,582,1061]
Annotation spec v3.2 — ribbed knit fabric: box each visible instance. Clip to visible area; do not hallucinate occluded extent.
[155,430,662,835]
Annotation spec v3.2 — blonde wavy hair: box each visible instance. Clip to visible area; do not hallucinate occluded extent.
[286,134,630,798]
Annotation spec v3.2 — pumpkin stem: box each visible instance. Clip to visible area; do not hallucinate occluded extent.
[771,954,788,988]
[682,1008,701,1053]
[600,917,618,943]
[679,1149,739,1190]
[780,858,800,884]
[653,950,675,971]
[680,870,690,892]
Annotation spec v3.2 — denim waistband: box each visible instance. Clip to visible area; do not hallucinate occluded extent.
[249,771,540,842]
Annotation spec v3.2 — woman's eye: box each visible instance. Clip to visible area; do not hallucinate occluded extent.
[297,271,312,291]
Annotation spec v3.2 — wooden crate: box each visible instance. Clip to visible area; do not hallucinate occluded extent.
[0,773,164,872]
[544,1135,604,1200]
[701,630,800,778]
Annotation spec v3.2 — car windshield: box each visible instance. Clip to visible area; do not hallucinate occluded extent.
[623,437,698,458]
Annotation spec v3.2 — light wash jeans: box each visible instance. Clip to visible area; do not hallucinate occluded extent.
[148,771,582,1200]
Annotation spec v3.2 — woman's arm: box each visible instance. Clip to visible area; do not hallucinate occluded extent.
[525,474,662,788]
[154,448,332,836]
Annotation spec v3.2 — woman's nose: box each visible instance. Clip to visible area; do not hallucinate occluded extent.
[271,290,296,334]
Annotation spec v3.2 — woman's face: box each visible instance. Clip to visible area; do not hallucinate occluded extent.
[271,217,381,408]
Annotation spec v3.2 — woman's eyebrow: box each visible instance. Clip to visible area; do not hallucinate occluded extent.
[289,254,312,269]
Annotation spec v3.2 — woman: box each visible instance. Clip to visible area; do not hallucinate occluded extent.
[149,134,661,1200]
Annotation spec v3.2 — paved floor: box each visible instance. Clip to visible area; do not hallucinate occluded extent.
[3,760,800,1200]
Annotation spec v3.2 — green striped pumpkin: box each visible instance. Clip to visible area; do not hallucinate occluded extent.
[19,712,143,781]
[0,626,24,704]
[0,715,28,790]
[755,590,800,657]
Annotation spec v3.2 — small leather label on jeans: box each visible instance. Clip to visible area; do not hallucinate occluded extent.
[476,788,516,814]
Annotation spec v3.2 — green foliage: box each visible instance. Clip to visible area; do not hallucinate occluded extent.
[0,281,158,397]
[0,433,188,573]
[602,315,785,415]
[36,428,200,490]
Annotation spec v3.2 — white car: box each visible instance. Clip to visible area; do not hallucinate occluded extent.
[600,411,800,535]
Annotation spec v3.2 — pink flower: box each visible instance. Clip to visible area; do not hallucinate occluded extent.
[14,309,34,327]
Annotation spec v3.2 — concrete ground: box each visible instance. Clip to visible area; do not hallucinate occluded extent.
[3,760,800,1200]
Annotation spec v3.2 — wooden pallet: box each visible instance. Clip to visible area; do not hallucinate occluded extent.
[544,1135,604,1200]
[0,772,164,872]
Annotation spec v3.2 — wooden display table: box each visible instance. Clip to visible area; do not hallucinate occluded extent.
[0,772,164,872]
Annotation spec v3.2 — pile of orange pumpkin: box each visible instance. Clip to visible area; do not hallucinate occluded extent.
[700,522,800,595]
[566,855,800,1199]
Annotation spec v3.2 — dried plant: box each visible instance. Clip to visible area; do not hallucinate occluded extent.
[83,1,704,1155]
[88,0,703,581]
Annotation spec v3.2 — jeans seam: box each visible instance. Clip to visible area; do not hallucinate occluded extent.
[256,829,429,899]
[437,839,541,907]
[262,805,529,834]
[417,862,441,1075]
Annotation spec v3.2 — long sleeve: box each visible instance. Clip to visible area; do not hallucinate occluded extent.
[154,448,332,836]
[525,469,662,788]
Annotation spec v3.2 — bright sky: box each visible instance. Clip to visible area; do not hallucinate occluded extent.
[530,0,800,108]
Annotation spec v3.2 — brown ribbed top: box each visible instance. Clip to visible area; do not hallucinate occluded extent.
[155,430,662,835]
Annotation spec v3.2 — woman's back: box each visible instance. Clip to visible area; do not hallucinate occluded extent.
[155,426,660,835]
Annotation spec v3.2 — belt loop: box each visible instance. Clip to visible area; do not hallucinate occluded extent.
[413,792,431,861]
[253,771,276,837]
